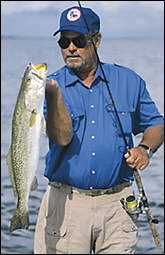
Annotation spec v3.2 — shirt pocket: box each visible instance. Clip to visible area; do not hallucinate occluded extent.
[70,108,86,144]
[106,104,136,136]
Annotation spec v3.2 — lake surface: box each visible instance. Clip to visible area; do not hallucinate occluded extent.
[1,36,164,254]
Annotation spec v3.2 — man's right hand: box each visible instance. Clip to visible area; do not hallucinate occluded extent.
[45,78,73,146]
[45,78,59,100]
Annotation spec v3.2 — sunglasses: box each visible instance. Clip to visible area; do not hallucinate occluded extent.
[58,33,98,49]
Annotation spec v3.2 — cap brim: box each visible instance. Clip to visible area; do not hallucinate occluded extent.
[53,26,89,36]
[53,30,60,36]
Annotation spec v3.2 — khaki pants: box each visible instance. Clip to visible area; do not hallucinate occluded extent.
[34,183,138,254]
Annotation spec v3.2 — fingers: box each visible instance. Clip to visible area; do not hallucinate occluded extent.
[124,147,149,170]
[45,79,60,100]
[46,78,59,89]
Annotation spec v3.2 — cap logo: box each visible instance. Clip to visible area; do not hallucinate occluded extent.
[67,8,81,22]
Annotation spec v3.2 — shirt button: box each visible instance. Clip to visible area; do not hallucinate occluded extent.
[91,120,95,124]
[121,112,126,115]
[89,187,93,190]
[91,136,95,139]
[92,152,96,156]
[90,105,94,108]
[92,170,95,174]
[89,89,93,93]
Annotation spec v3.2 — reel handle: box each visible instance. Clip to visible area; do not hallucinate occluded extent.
[152,219,159,224]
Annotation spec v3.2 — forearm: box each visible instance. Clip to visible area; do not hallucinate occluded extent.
[139,124,164,153]
[45,79,73,146]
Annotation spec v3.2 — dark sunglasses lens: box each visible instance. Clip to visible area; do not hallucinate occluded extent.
[73,36,86,48]
[58,35,87,49]
[58,37,70,49]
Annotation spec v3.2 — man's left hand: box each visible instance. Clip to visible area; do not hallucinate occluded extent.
[124,147,149,170]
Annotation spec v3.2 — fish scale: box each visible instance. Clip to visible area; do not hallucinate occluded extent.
[6,62,47,232]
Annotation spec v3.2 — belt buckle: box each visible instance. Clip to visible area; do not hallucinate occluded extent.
[95,190,101,196]
[89,189,103,196]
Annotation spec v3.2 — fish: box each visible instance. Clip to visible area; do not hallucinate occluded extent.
[6,62,47,232]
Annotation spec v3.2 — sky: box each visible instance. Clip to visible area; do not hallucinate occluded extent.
[1,1,164,38]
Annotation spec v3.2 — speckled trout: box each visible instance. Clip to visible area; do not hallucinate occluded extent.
[6,62,47,232]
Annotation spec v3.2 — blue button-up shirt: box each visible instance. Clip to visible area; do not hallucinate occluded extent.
[43,62,164,189]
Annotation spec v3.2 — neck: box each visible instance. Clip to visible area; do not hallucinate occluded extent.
[74,62,98,88]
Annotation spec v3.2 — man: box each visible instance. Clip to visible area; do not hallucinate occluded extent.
[34,6,164,254]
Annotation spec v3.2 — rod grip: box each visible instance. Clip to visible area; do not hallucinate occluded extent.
[133,169,161,247]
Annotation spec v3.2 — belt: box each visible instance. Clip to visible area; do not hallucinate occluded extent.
[49,181,132,197]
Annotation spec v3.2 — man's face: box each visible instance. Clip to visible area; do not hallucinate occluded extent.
[59,30,100,72]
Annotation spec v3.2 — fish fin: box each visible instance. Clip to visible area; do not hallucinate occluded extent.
[30,176,38,191]
[41,115,46,133]
[10,207,29,232]
[29,110,37,127]
[6,148,18,197]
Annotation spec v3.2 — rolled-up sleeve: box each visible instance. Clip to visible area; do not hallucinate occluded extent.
[133,78,164,135]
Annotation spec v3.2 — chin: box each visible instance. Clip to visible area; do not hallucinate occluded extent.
[66,61,85,72]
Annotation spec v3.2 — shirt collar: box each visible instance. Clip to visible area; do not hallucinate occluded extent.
[65,66,80,87]
[65,62,106,87]
[95,62,107,82]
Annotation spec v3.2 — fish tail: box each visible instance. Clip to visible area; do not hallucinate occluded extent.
[10,207,29,232]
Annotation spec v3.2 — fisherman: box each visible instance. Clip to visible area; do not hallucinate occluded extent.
[34,6,164,254]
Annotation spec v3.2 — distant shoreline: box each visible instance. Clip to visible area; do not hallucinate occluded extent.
[2,35,164,40]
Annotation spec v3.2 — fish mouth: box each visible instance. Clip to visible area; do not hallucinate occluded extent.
[29,62,47,79]
[34,63,47,72]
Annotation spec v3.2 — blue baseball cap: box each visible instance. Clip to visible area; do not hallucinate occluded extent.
[53,6,100,36]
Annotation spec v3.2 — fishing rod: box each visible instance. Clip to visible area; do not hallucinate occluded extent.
[77,0,161,247]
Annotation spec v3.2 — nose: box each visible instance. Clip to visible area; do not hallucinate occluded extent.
[68,41,77,54]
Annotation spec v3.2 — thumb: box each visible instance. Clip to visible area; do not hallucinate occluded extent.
[124,152,130,158]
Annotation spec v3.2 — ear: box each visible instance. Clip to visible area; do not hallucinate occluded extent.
[95,33,101,49]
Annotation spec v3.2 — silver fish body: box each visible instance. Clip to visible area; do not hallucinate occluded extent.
[6,62,47,232]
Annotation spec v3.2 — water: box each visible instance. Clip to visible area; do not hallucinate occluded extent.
[1,36,164,254]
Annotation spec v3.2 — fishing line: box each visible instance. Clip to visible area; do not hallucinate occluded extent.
[77,0,129,151]
[77,1,161,247]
